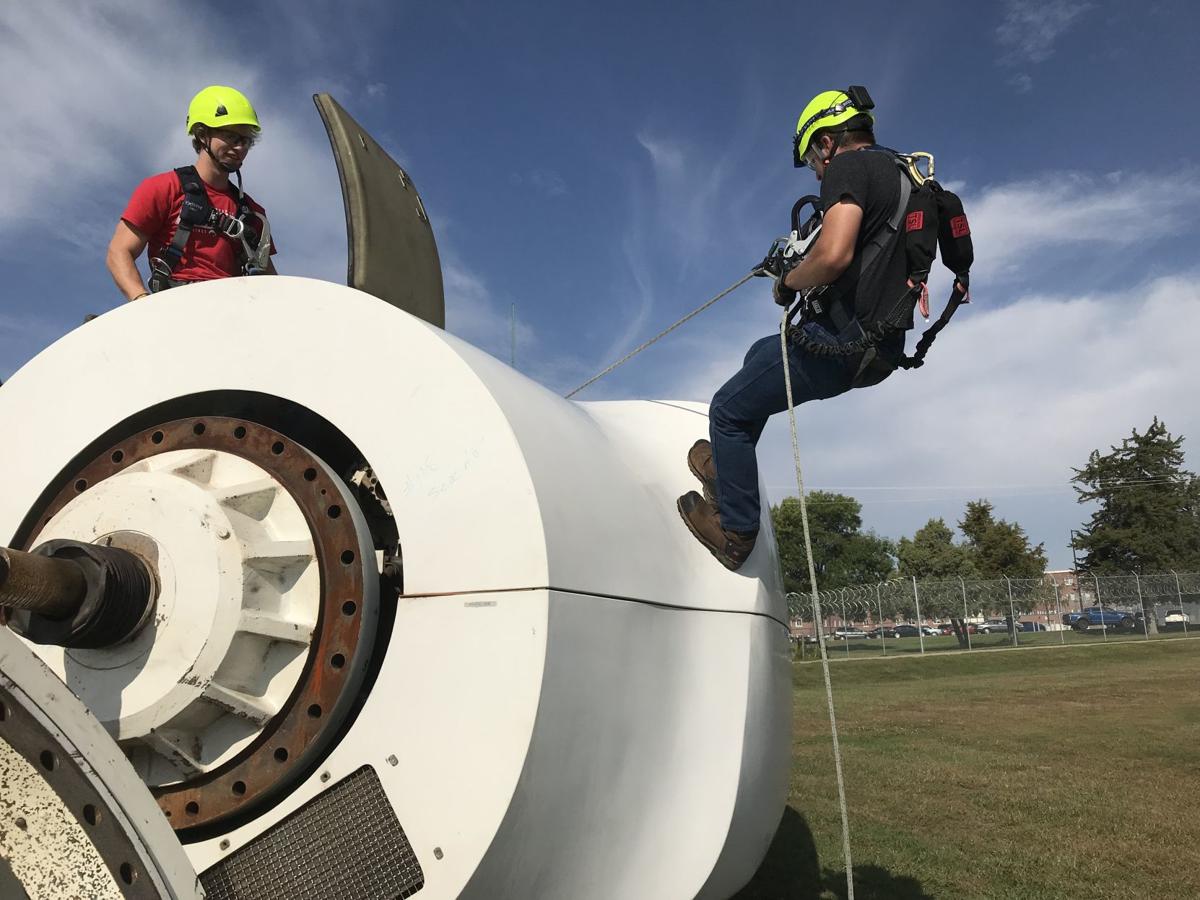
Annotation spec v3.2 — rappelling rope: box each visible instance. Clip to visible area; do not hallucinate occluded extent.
[564,272,756,398]
[564,272,856,895]
[779,313,855,900]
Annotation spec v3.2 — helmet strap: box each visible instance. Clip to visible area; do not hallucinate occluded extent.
[198,129,240,175]
[823,131,845,166]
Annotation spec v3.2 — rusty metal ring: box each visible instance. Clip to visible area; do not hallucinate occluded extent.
[20,417,372,834]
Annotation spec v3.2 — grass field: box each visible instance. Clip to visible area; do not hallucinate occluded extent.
[734,639,1200,899]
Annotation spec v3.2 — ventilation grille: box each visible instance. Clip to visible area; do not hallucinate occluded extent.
[200,766,424,900]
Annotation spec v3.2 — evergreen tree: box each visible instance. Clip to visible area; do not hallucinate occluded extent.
[771,492,895,594]
[1072,418,1200,575]
[959,500,1047,578]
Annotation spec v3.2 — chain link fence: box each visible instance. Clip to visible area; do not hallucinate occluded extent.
[787,572,1200,658]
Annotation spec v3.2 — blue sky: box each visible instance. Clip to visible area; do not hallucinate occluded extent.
[3,0,1200,569]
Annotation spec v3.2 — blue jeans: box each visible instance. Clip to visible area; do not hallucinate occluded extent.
[708,323,862,533]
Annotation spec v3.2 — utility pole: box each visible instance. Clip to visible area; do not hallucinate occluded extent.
[1069,530,1086,612]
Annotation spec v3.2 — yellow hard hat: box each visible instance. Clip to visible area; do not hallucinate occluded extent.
[793,88,874,167]
[186,86,260,136]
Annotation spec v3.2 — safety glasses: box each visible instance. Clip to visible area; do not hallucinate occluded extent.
[210,128,259,149]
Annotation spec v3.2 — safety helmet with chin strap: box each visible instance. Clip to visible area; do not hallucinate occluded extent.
[793,87,875,168]
[185,85,260,136]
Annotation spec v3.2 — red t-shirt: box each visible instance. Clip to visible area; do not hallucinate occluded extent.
[121,171,276,282]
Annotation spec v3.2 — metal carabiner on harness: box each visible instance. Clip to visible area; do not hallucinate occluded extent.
[209,209,246,240]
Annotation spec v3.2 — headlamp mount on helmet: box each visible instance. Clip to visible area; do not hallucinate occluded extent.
[792,84,875,168]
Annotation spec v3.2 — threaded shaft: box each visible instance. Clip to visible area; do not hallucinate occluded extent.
[0,546,88,620]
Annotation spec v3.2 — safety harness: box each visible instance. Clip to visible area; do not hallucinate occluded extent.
[148,166,272,292]
[762,147,974,387]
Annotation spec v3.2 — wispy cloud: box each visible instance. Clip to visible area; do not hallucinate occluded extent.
[997,0,1093,64]
[996,0,1092,92]
[966,169,1200,283]
[510,168,568,198]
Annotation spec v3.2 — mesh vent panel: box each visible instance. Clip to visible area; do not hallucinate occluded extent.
[200,766,424,900]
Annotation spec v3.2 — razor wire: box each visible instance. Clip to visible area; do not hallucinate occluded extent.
[788,571,1200,626]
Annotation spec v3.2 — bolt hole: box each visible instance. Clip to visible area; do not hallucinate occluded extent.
[111,450,124,464]
[151,431,164,444]
[193,422,206,435]
[274,747,289,763]
[307,704,322,718]
[271,441,285,455]
[119,862,136,885]
[219,839,230,851]
[15,817,27,831]
[327,504,341,519]
[341,550,356,565]
[185,801,199,816]
[74,479,87,493]
[233,426,247,439]
[163,809,171,818]
[331,653,346,669]
[83,804,100,826]
[342,600,357,616]
[39,750,57,771]
[303,467,318,481]
[232,781,246,796]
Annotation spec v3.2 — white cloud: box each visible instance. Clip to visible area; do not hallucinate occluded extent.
[964,170,1200,283]
[997,0,1093,65]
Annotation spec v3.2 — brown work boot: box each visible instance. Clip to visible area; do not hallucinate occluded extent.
[687,439,718,505]
[677,491,757,571]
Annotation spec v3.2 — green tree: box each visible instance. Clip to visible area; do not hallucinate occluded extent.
[897,518,976,646]
[771,492,895,597]
[1072,418,1200,573]
[958,500,1048,644]
[959,500,1048,578]
[1073,418,1200,633]
[896,518,974,579]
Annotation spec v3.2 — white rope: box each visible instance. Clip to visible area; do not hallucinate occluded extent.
[779,314,855,899]
[564,272,756,398]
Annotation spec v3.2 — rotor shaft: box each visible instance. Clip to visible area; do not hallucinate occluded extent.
[0,545,88,620]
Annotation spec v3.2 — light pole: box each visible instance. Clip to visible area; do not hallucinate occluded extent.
[1069,530,1086,613]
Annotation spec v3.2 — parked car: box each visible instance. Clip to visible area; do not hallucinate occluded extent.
[976,618,1015,634]
[1062,606,1142,633]
[920,625,941,636]
[866,627,899,639]
[1019,621,1049,632]
[934,623,955,635]
[893,624,922,638]
[831,628,870,640]
[1164,609,1191,627]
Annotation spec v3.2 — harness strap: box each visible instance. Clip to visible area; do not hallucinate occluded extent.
[896,281,970,370]
[149,166,263,292]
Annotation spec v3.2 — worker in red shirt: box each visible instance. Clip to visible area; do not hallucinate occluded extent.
[106,85,276,301]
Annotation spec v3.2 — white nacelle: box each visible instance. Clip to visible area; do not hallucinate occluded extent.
[0,276,790,899]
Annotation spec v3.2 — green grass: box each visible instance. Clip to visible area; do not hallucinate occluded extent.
[734,639,1200,899]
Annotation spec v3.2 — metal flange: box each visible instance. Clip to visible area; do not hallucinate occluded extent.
[18,417,379,833]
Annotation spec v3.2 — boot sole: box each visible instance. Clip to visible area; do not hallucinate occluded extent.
[677,495,743,572]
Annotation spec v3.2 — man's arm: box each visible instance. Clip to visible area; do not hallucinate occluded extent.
[106,220,152,301]
[782,199,862,291]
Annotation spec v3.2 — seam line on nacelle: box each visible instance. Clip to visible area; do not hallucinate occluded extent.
[398,585,789,630]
